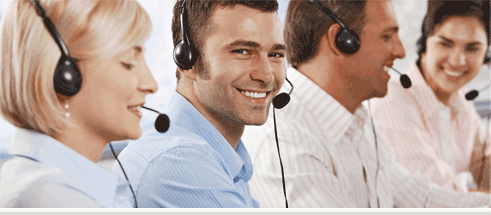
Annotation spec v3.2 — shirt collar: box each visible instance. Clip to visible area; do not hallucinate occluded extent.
[9,128,121,208]
[407,63,467,119]
[166,91,253,181]
[287,67,359,143]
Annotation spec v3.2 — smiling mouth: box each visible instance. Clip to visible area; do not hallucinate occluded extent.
[128,105,142,118]
[443,69,465,77]
[236,88,271,99]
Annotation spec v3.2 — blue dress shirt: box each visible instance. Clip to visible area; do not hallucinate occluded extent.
[0,128,133,208]
[112,91,259,208]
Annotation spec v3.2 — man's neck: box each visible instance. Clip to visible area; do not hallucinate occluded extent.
[297,62,364,114]
[176,85,243,149]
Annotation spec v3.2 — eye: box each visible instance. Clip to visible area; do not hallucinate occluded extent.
[269,52,285,58]
[121,62,134,70]
[465,46,479,52]
[439,42,451,48]
[382,34,392,41]
[232,49,251,55]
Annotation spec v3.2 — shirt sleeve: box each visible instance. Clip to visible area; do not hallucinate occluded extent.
[134,145,252,208]
[246,123,357,208]
[469,109,491,189]
[372,89,462,191]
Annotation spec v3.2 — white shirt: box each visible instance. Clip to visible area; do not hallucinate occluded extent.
[371,63,490,192]
[0,128,133,208]
[242,67,491,208]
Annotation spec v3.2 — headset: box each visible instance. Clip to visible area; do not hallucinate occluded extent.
[308,0,360,55]
[173,0,198,70]
[271,78,294,208]
[308,0,411,90]
[32,0,81,97]
[32,0,171,208]
[466,0,491,101]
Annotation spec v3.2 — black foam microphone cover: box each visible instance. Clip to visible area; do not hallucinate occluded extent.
[400,74,412,89]
[465,90,479,101]
[155,114,170,133]
[273,93,291,109]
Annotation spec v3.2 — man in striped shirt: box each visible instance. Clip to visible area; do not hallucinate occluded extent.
[113,0,287,207]
[243,0,491,207]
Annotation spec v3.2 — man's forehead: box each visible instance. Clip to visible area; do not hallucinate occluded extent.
[363,0,398,32]
[207,5,284,48]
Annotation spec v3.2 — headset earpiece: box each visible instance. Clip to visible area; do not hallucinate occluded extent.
[54,55,82,97]
[32,0,82,97]
[335,28,360,55]
[173,0,198,70]
[309,0,361,55]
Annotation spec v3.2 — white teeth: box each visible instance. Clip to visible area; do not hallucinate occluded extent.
[444,70,464,77]
[129,106,142,111]
[384,66,390,73]
[241,90,267,99]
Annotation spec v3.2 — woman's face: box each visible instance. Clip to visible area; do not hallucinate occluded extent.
[421,16,488,100]
[71,45,158,142]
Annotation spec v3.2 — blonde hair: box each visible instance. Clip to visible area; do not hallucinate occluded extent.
[0,0,152,136]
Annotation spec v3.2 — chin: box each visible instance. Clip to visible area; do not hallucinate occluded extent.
[372,88,389,99]
[240,115,269,126]
[124,128,143,140]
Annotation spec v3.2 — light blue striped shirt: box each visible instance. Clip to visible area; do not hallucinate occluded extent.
[112,91,259,208]
[1,128,132,208]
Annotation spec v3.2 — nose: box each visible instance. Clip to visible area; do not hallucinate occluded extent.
[250,54,275,85]
[139,60,158,94]
[448,48,466,67]
[392,34,406,59]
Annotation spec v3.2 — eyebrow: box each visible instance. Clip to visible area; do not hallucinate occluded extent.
[226,40,260,49]
[383,26,399,34]
[438,36,454,44]
[438,36,483,46]
[273,44,286,51]
[225,40,286,51]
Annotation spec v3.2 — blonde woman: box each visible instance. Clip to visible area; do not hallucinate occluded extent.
[0,0,158,207]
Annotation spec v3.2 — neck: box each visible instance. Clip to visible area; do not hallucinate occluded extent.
[177,82,243,149]
[53,124,108,163]
[297,60,364,114]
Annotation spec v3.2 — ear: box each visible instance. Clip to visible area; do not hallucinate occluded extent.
[178,67,197,81]
[324,23,344,57]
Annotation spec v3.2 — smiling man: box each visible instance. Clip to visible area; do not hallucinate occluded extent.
[112,0,285,208]
[242,0,491,208]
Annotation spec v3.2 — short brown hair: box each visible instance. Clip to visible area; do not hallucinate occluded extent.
[285,0,367,68]
[172,0,279,81]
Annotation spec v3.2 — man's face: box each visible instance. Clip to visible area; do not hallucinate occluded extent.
[192,5,286,126]
[344,0,405,99]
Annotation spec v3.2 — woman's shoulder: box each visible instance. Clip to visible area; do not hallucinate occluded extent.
[0,157,100,207]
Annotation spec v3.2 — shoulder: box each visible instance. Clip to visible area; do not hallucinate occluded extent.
[371,75,427,127]
[243,107,332,164]
[0,158,100,207]
[119,121,216,165]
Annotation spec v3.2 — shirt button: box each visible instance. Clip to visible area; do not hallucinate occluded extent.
[233,177,239,183]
